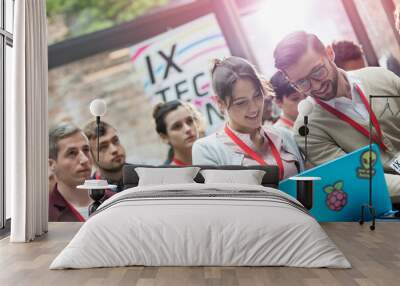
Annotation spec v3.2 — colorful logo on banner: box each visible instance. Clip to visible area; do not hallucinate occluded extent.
[357,150,377,179]
[129,14,231,132]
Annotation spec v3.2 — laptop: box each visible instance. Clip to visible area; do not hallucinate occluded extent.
[279,144,392,222]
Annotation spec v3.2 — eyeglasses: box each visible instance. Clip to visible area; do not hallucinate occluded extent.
[290,60,329,92]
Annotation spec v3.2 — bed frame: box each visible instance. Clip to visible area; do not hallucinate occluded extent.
[122,165,280,190]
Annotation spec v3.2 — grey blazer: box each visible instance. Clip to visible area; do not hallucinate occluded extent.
[192,126,304,172]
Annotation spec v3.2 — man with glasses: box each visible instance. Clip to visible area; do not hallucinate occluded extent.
[273,31,400,203]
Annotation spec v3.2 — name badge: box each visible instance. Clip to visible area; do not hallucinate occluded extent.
[390,154,400,174]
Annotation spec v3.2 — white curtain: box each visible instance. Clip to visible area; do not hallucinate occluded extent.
[8,0,48,242]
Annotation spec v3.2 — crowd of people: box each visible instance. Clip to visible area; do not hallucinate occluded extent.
[49,30,400,222]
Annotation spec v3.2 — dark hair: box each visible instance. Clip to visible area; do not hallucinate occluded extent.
[164,147,174,164]
[270,71,296,101]
[386,54,400,77]
[83,120,114,141]
[49,122,81,160]
[152,100,184,135]
[331,40,363,69]
[274,31,327,71]
[211,56,264,105]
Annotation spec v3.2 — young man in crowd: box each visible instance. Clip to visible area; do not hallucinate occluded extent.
[270,71,305,131]
[273,31,400,202]
[48,122,114,222]
[84,120,127,193]
[330,40,366,71]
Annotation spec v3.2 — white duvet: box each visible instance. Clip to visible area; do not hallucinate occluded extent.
[50,183,351,269]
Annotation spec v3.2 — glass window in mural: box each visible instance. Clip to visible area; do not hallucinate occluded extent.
[48,0,399,166]
[240,0,358,77]
[354,0,400,74]
[46,0,170,44]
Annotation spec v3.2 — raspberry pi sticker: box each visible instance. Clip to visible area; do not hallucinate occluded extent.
[324,181,348,211]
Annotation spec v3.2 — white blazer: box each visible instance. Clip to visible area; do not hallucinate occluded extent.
[192,126,305,172]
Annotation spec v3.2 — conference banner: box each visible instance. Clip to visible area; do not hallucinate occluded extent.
[129,14,231,133]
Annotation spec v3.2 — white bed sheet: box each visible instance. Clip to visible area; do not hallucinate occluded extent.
[50,183,351,269]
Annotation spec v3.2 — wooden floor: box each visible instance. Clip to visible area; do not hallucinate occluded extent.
[0,222,399,286]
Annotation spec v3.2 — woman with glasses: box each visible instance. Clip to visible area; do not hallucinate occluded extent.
[192,56,304,180]
[153,100,203,166]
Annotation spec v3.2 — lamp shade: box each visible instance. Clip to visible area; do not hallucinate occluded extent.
[90,99,107,117]
[298,98,314,116]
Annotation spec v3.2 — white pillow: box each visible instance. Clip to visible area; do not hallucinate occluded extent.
[200,169,266,185]
[136,167,200,186]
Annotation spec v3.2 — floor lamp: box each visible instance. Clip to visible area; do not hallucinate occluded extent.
[89,99,107,162]
[87,99,107,214]
[359,95,398,231]
[297,99,314,163]
[292,99,320,211]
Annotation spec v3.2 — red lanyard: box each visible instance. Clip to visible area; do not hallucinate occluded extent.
[172,157,188,166]
[224,125,284,180]
[279,116,294,128]
[315,84,387,151]
[57,188,86,222]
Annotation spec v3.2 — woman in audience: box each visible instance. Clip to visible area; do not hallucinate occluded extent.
[192,56,303,180]
[153,100,203,166]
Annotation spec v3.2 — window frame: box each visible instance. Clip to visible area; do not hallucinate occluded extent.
[0,0,13,234]
[48,0,257,69]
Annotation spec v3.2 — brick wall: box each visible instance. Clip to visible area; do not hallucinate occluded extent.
[48,47,168,164]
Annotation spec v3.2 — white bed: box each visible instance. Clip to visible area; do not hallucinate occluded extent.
[50,183,351,269]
